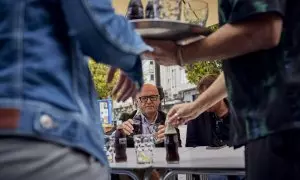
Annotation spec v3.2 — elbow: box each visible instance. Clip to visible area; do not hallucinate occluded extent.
[260,18,283,49]
[262,28,281,49]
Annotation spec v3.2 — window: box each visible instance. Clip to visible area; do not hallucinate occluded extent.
[150,74,154,81]
[180,68,188,84]
[172,69,176,88]
[150,61,154,65]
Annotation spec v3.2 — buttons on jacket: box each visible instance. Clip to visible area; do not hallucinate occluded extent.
[40,115,55,129]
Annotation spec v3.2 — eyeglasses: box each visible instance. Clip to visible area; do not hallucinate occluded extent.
[139,95,160,103]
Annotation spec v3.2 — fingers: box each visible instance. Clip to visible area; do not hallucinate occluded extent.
[119,80,135,102]
[157,130,165,139]
[116,77,131,102]
[112,72,138,102]
[112,72,125,97]
[157,125,165,139]
[127,119,134,124]
[157,125,164,130]
[167,106,177,119]
[122,120,133,135]
[167,106,180,125]
[106,67,117,83]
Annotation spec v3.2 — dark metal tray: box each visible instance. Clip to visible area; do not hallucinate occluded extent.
[130,19,211,41]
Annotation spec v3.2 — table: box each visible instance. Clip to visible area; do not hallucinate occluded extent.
[110,147,245,180]
[110,148,194,180]
[153,147,245,180]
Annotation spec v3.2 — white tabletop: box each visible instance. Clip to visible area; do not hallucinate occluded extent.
[110,147,244,172]
[153,146,244,171]
[110,147,195,170]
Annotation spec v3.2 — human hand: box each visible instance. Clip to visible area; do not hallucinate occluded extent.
[107,67,139,102]
[167,102,201,126]
[156,125,165,143]
[143,39,182,66]
[121,119,134,135]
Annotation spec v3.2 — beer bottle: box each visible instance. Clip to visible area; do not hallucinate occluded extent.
[145,0,160,19]
[126,0,144,20]
[114,120,127,162]
[164,120,180,163]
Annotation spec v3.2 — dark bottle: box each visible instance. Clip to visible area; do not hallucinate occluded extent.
[164,120,180,164]
[132,109,142,135]
[126,0,144,20]
[114,121,127,162]
[145,0,159,19]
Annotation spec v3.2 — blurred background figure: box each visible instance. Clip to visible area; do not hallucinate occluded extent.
[0,0,151,180]
[186,74,243,180]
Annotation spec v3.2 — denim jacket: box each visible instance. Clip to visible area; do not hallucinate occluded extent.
[0,0,152,166]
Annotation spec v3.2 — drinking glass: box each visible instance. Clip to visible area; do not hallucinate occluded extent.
[152,123,163,144]
[183,0,208,26]
[133,134,155,164]
[104,135,115,163]
[159,0,182,21]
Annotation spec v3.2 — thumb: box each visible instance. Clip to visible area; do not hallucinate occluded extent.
[167,106,179,124]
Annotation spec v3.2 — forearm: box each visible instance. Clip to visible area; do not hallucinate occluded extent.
[182,14,282,64]
[194,72,227,113]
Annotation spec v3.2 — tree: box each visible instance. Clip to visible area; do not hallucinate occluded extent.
[88,58,120,99]
[185,24,222,84]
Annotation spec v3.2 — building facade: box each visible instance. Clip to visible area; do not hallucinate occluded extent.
[142,59,156,85]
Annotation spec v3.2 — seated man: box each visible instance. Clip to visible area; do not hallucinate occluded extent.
[121,83,182,147]
[113,84,181,180]
[186,74,242,180]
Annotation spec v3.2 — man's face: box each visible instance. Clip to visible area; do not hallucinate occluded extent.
[137,88,160,115]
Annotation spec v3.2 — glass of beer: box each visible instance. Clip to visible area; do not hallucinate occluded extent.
[134,134,155,164]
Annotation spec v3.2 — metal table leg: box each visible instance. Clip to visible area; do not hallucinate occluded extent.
[162,170,245,180]
[110,169,139,180]
[144,168,153,180]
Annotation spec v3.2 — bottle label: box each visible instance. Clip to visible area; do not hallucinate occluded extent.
[119,138,127,144]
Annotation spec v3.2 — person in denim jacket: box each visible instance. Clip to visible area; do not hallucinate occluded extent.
[0,0,152,180]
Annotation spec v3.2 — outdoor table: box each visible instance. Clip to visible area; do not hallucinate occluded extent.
[110,148,194,180]
[152,146,245,180]
[110,147,245,180]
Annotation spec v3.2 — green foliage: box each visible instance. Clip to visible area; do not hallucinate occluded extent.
[185,24,222,84]
[207,23,219,33]
[186,61,222,84]
[88,58,120,99]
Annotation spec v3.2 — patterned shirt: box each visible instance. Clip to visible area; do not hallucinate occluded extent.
[219,0,300,146]
[140,112,159,135]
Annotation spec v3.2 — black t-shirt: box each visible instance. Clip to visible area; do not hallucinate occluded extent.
[186,110,232,147]
[219,0,300,147]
